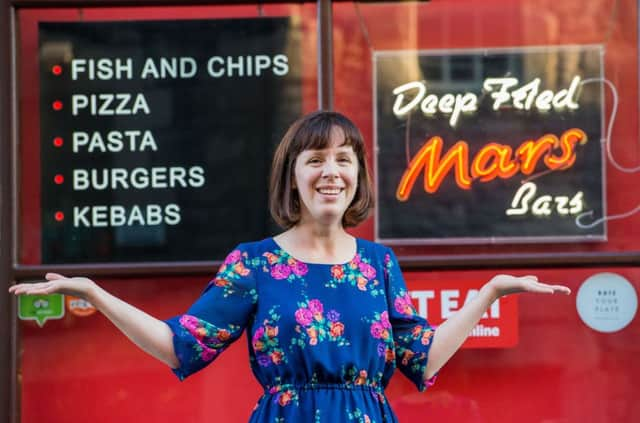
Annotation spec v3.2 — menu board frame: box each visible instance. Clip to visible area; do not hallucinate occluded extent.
[14,6,318,269]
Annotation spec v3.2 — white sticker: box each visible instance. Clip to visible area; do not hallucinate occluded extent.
[576,273,638,333]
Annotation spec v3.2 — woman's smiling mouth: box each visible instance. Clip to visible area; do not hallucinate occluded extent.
[316,187,344,195]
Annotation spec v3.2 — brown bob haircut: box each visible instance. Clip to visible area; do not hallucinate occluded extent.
[269,111,375,229]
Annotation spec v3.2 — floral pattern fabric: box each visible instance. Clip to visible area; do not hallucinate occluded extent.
[165,238,436,422]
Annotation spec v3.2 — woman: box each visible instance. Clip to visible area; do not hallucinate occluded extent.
[9,111,570,422]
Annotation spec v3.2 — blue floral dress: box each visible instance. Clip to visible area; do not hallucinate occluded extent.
[165,238,436,423]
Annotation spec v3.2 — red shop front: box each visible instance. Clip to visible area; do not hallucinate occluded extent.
[2,1,639,422]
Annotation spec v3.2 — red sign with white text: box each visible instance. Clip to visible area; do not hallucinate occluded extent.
[405,273,518,348]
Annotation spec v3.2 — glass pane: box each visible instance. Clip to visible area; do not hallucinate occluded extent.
[17,4,318,265]
[333,0,639,256]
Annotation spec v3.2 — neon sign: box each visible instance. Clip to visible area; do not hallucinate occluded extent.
[396,128,587,201]
[375,46,605,243]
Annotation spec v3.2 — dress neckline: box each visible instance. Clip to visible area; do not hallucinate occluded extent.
[268,236,360,266]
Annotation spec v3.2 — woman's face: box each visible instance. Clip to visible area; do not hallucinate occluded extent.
[293,126,359,226]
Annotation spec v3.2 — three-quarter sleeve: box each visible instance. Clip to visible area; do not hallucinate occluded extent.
[164,245,258,381]
[384,248,437,392]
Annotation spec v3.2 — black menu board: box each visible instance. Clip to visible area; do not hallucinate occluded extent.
[375,46,605,244]
[39,19,301,263]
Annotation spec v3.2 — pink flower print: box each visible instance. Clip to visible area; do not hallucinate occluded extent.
[200,347,217,362]
[394,294,414,316]
[224,250,241,265]
[271,263,291,280]
[307,299,324,314]
[290,260,308,276]
[370,321,385,339]
[179,315,200,332]
[380,311,391,329]
[383,254,391,277]
[252,326,265,341]
[295,307,313,327]
[358,262,376,280]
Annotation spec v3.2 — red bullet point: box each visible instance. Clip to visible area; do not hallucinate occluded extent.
[52,65,63,76]
[52,100,63,111]
[54,174,64,184]
[54,211,64,221]
[53,137,64,147]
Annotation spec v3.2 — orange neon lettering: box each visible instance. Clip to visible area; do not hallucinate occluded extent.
[470,143,519,181]
[396,136,471,201]
[516,135,556,175]
[544,128,587,169]
[395,128,586,200]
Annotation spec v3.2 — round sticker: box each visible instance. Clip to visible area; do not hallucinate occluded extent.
[65,295,97,317]
[576,273,638,333]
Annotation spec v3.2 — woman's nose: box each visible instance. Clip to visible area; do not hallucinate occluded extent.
[321,159,339,177]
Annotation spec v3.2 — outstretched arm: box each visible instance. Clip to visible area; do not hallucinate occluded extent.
[9,273,179,369]
[424,275,571,379]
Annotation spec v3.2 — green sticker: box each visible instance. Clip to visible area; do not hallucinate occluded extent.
[18,294,65,327]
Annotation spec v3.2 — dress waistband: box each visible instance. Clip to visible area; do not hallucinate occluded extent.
[264,382,384,394]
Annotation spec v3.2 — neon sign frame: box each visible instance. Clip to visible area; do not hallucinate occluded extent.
[373,45,607,245]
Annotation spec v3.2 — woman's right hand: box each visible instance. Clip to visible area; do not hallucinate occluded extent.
[10,272,179,368]
[8,272,97,300]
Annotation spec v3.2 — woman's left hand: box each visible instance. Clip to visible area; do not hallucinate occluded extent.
[486,274,571,301]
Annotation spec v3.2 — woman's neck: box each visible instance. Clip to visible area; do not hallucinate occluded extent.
[274,223,355,264]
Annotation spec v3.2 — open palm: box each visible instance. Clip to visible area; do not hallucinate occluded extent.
[8,273,96,300]
[488,274,571,298]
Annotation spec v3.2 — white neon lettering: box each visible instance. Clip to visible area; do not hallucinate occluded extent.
[392,81,478,127]
[506,182,584,217]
